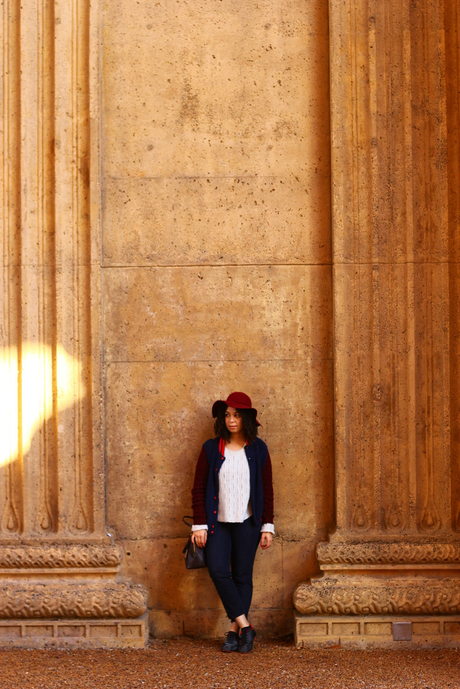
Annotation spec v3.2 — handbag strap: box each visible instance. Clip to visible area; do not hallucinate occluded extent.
[182,515,194,528]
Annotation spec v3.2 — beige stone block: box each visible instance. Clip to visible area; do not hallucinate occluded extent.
[444,622,460,635]
[105,360,333,540]
[58,626,86,638]
[331,622,360,636]
[117,539,220,612]
[149,611,185,638]
[90,625,117,639]
[274,406,333,538]
[25,626,53,638]
[0,626,21,638]
[248,608,293,638]
[412,622,441,636]
[149,609,292,639]
[181,611,229,638]
[156,609,287,639]
[295,615,460,649]
[102,0,330,178]
[121,625,143,638]
[298,622,328,636]
[102,176,331,267]
[103,265,331,363]
[251,538,283,609]
[280,539,318,608]
[0,620,148,649]
[364,622,392,636]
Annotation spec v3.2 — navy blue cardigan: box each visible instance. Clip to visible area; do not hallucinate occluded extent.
[191,437,274,536]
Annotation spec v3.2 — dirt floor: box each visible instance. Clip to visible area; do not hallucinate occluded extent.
[0,638,459,689]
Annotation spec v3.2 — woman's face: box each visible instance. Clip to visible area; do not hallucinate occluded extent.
[225,407,243,434]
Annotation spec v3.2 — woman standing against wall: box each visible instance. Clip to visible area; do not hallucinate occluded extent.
[191,392,275,653]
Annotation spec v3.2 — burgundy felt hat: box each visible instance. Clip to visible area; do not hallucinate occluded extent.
[212,392,260,425]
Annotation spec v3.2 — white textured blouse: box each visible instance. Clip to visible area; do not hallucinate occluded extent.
[218,446,252,523]
[192,445,275,534]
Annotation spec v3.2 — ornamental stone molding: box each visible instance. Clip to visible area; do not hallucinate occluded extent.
[0,545,122,569]
[0,582,147,620]
[294,579,460,616]
[317,542,460,566]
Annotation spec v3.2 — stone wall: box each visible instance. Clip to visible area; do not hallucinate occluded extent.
[101,0,333,637]
[2,0,458,649]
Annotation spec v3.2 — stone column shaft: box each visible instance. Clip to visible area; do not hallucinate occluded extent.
[295,0,460,646]
[332,0,453,538]
[1,0,99,541]
[0,0,147,646]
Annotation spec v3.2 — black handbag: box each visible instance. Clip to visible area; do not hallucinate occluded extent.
[182,516,207,569]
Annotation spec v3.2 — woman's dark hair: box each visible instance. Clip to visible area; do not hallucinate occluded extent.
[214,407,259,445]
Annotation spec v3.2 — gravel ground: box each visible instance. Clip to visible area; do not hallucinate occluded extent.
[0,639,459,689]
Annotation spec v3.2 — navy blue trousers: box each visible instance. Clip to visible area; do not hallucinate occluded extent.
[205,517,261,620]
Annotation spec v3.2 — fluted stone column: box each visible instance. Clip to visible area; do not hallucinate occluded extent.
[0,0,147,647]
[294,0,460,647]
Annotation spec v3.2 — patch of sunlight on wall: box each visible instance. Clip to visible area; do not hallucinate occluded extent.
[0,344,85,468]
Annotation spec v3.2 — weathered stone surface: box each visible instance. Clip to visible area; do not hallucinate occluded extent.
[103,175,331,267]
[3,0,458,650]
[117,536,316,638]
[101,0,331,635]
[103,265,331,363]
[317,542,460,566]
[294,579,460,616]
[0,618,149,649]
[0,0,148,647]
[295,614,460,650]
[105,361,333,541]
[102,0,330,178]
[0,545,122,569]
[295,0,460,648]
[0,582,147,619]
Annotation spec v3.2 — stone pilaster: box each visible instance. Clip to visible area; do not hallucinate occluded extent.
[0,0,147,647]
[294,0,460,647]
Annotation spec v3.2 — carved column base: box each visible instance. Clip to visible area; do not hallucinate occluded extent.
[294,576,460,616]
[0,615,148,649]
[0,580,147,619]
[0,544,148,648]
[294,539,460,649]
[295,613,460,649]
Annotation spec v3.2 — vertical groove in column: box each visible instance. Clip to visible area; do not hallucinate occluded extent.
[420,0,440,531]
[53,0,92,535]
[403,7,417,534]
[380,0,402,532]
[1,0,22,536]
[445,0,460,530]
[350,0,372,532]
[331,0,375,534]
[35,0,57,534]
[71,0,92,534]
[412,0,449,533]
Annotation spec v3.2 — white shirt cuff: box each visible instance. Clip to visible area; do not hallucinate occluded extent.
[191,524,208,532]
[261,523,275,534]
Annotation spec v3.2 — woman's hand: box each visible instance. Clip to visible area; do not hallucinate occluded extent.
[260,532,273,550]
[191,529,207,548]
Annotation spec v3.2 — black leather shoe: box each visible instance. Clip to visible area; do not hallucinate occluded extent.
[238,625,256,653]
[221,630,239,652]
